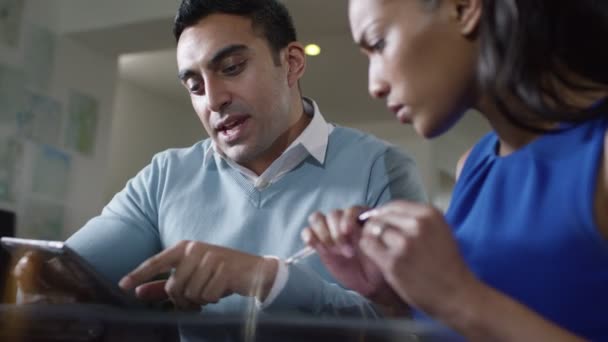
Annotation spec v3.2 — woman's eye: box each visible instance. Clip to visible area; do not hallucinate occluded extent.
[371,39,386,52]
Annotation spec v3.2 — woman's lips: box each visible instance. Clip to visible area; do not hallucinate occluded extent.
[389,105,412,124]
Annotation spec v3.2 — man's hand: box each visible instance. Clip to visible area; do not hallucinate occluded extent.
[13,252,89,304]
[118,241,278,310]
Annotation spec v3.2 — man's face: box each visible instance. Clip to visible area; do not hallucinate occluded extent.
[177,14,296,169]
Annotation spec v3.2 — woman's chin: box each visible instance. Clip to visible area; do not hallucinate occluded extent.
[410,120,436,139]
[419,112,467,139]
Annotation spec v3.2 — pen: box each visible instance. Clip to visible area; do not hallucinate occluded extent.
[284,210,374,265]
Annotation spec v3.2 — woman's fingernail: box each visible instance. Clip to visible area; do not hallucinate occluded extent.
[301,229,311,242]
[358,210,377,223]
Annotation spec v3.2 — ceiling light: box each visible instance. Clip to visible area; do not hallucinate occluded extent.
[304,44,321,56]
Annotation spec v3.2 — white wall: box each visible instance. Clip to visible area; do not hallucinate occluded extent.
[55,35,119,236]
[105,79,205,202]
[55,0,179,35]
[0,0,118,238]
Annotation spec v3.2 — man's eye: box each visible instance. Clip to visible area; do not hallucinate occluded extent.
[187,80,203,94]
[223,61,246,76]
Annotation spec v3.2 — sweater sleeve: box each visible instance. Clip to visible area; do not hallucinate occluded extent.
[262,263,381,318]
[263,145,427,317]
[65,154,164,285]
[368,145,428,206]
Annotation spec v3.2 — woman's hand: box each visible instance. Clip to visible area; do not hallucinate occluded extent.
[359,200,588,341]
[302,207,404,312]
[358,200,479,320]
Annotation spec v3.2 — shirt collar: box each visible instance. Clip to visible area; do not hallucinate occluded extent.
[203,97,332,167]
[288,97,331,164]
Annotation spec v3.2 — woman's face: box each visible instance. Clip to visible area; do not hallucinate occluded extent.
[349,0,481,138]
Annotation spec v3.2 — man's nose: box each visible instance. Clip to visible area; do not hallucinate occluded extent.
[205,79,232,113]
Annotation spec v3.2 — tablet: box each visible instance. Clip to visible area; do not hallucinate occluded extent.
[1,237,142,308]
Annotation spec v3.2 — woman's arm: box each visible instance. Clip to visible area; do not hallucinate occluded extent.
[358,201,587,342]
[441,278,585,341]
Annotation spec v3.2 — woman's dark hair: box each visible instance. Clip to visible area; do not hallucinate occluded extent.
[477,0,608,130]
[173,0,297,64]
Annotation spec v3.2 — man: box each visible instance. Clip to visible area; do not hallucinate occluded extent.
[21,0,427,316]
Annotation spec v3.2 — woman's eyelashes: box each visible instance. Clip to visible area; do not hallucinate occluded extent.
[370,38,386,52]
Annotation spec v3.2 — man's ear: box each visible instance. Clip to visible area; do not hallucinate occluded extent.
[451,0,482,36]
[284,42,306,87]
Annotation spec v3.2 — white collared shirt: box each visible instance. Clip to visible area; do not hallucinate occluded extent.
[203,98,333,308]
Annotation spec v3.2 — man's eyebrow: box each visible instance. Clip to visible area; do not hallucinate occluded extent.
[177,44,249,81]
[208,44,249,68]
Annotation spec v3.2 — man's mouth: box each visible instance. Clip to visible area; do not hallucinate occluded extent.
[217,116,250,142]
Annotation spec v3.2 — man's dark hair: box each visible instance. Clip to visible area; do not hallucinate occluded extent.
[174,0,297,63]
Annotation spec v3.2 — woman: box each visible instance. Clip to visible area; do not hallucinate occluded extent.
[303,0,608,340]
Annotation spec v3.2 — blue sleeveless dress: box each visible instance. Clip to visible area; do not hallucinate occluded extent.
[444,115,608,340]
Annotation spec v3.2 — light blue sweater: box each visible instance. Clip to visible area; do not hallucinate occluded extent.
[67,126,427,316]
